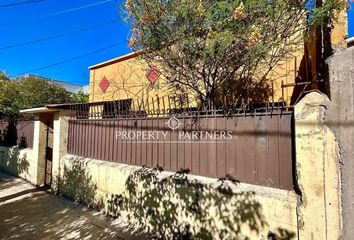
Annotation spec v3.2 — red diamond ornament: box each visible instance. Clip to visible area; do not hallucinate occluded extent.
[99,76,110,92]
[146,65,161,85]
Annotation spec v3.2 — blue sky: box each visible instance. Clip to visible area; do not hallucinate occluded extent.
[0,1,353,86]
[0,0,130,86]
[349,1,354,38]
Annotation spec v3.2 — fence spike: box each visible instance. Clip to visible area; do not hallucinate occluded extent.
[281,80,285,106]
[152,97,156,116]
[173,96,177,113]
[131,100,136,118]
[272,81,275,110]
[162,96,166,116]
[156,95,160,116]
[168,96,171,115]
[142,98,145,116]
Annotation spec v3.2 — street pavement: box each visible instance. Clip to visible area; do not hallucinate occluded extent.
[0,171,149,240]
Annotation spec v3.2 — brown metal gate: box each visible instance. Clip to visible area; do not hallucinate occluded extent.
[67,112,293,190]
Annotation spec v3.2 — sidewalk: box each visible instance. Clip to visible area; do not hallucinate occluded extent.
[0,171,149,240]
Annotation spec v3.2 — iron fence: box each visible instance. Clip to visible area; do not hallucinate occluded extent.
[68,94,292,120]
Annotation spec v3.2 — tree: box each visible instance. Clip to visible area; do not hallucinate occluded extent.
[0,71,10,81]
[0,76,21,117]
[0,73,87,118]
[70,91,89,103]
[16,76,73,107]
[125,0,345,105]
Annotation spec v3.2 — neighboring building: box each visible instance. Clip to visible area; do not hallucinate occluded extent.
[22,74,89,94]
[89,52,170,104]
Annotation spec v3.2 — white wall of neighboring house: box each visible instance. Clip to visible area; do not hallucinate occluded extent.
[23,74,89,94]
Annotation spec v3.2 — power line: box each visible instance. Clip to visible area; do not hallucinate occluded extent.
[0,0,45,8]
[0,0,114,26]
[13,40,129,77]
[24,73,87,87]
[113,0,122,16]
[0,19,119,51]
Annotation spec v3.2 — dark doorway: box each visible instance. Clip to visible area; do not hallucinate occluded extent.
[44,116,54,186]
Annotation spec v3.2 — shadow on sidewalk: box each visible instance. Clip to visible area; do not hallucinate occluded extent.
[0,191,125,240]
[0,170,43,202]
[0,171,144,240]
[0,187,42,202]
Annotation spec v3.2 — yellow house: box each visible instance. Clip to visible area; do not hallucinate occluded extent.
[89,51,305,107]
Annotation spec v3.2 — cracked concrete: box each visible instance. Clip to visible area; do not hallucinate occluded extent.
[295,92,341,240]
[326,46,354,240]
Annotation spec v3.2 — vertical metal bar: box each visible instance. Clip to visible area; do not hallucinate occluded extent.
[173,96,177,114]
[156,96,160,117]
[152,97,156,117]
[224,95,227,115]
[78,104,81,119]
[168,96,171,115]
[131,100,136,119]
[109,101,113,118]
[141,98,145,116]
[272,81,275,109]
[207,99,211,115]
[81,104,84,119]
[162,96,166,116]
[294,56,297,80]
[147,97,150,116]
[179,95,183,111]
[94,104,97,119]
[281,80,285,107]
[138,99,143,117]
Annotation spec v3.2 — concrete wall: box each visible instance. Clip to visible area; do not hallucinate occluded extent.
[51,111,70,191]
[295,92,342,240]
[0,147,36,184]
[58,155,298,240]
[0,119,43,185]
[326,46,354,240]
[0,113,57,187]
